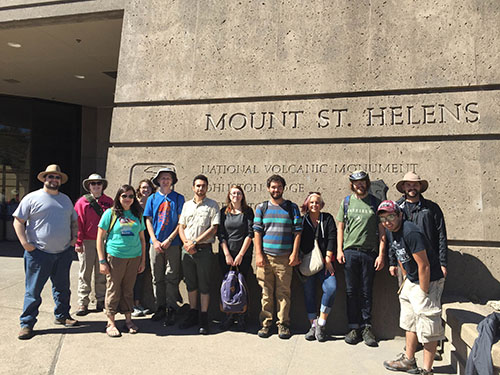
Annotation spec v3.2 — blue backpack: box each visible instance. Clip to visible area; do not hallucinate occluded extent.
[220,268,248,314]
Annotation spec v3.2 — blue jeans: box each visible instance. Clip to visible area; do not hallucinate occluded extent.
[343,249,376,329]
[20,247,73,328]
[303,266,337,321]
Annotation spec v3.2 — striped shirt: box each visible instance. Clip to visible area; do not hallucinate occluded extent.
[253,200,302,256]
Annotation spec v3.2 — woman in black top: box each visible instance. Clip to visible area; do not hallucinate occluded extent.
[300,192,337,342]
[217,185,254,330]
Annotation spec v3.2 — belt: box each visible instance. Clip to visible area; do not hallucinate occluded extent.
[195,243,212,251]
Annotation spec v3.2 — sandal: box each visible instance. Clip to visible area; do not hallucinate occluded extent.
[106,325,121,338]
[125,321,138,334]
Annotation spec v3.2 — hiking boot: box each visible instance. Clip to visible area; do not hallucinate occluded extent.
[54,316,79,327]
[199,312,209,335]
[76,305,88,316]
[278,324,291,339]
[164,307,176,326]
[345,328,362,344]
[315,323,327,342]
[305,325,316,341]
[95,301,104,312]
[151,307,166,322]
[18,326,34,340]
[179,309,199,329]
[383,352,419,374]
[362,326,378,347]
[258,326,271,338]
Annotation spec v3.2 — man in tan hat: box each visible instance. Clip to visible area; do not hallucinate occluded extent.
[13,164,79,340]
[393,172,448,278]
[74,173,113,316]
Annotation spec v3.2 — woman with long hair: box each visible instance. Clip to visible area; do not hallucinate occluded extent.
[131,179,156,317]
[217,185,254,331]
[96,184,146,337]
[300,192,337,342]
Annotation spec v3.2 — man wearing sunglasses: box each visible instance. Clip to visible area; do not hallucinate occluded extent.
[378,200,444,375]
[74,174,113,316]
[13,164,79,340]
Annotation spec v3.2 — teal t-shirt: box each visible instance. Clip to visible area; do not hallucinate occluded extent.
[98,208,145,258]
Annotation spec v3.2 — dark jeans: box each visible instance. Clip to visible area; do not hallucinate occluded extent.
[343,249,376,329]
[20,247,73,328]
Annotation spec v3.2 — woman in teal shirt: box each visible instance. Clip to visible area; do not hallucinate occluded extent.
[97,184,146,337]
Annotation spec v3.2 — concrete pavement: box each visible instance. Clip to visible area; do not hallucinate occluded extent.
[0,242,455,375]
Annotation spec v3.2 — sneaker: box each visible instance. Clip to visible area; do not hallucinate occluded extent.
[278,324,291,339]
[179,309,199,329]
[420,370,433,375]
[315,324,327,342]
[345,328,362,345]
[75,305,88,316]
[95,301,104,312]
[54,316,79,327]
[18,326,34,340]
[142,307,152,315]
[132,306,145,317]
[199,312,209,335]
[258,326,271,338]
[305,325,316,341]
[164,307,175,326]
[151,307,166,322]
[362,326,378,347]
[383,352,419,374]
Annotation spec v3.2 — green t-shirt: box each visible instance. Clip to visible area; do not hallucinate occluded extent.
[98,208,145,258]
[336,194,380,251]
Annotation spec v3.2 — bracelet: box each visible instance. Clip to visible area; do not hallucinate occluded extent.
[99,259,107,264]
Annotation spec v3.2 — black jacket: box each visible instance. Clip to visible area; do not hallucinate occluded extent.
[299,212,337,257]
[392,195,448,267]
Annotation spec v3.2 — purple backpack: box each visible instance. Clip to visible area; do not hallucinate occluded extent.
[220,268,248,313]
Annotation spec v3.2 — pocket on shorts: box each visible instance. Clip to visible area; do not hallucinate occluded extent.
[417,313,444,343]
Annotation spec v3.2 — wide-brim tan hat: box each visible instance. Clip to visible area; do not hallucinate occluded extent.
[396,172,429,194]
[37,164,68,184]
[82,173,108,192]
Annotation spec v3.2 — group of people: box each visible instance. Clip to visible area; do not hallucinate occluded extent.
[13,163,448,375]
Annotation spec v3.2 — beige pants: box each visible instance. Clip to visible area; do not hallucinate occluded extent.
[105,255,141,316]
[256,253,293,327]
[77,239,106,306]
[399,277,445,343]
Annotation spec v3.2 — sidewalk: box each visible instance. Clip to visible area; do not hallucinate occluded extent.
[0,243,455,375]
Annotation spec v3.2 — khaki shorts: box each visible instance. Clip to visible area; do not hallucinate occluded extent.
[399,277,445,344]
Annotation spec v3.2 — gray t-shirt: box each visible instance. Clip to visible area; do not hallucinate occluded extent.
[13,189,77,253]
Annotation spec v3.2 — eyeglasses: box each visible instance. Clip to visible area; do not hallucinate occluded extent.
[120,194,135,199]
[46,174,61,180]
[230,191,243,196]
[90,181,102,186]
[379,214,398,223]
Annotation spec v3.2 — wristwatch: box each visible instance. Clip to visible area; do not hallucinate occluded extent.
[192,240,197,245]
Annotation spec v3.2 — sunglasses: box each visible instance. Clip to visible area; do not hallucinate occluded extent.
[379,214,398,223]
[46,174,61,180]
[90,181,103,186]
[120,194,135,199]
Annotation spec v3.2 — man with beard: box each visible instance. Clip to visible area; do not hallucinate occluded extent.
[336,170,385,347]
[178,174,220,334]
[145,167,185,325]
[254,175,302,339]
[393,172,448,278]
[379,200,444,375]
[13,164,79,340]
